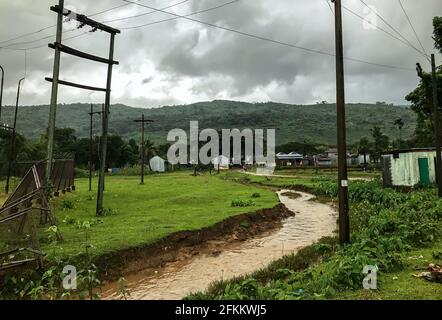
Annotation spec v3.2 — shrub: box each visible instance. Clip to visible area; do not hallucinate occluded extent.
[61,200,75,210]
[196,182,442,300]
[231,200,256,207]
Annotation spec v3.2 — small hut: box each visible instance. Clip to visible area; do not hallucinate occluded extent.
[382,148,439,187]
[150,156,166,172]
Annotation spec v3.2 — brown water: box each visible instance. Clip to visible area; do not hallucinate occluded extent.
[102,190,337,300]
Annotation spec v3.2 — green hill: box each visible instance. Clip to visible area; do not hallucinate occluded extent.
[0,100,416,146]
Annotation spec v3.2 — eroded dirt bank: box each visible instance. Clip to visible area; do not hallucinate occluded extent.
[102,191,337,300]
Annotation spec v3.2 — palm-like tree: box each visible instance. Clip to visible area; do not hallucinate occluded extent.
[358,137,372,167]
[394,118,405,141]
[143,139,157,169]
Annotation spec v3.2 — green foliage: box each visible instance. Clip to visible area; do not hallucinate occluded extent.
[434,16,442,53]
[371,126,390,162]
[74,168,89,178]
[62,216,103,230]
[117,277,131,300]
[192,182,441,300]
[231,199,256,207]
[405,16,442,146]
[61,199,75,210]
[0,102,415,147]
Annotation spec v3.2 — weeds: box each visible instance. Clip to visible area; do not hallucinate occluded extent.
[189,181,442,300]
[231,200,256,207]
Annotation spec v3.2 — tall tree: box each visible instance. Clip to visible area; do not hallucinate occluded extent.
[406,17,442,146]
[394,118,405,140]
[371,126,390,163]
[357,137,372,166]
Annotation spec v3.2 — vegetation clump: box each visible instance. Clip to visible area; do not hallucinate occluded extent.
[189,181,442,300]
[231,199,256,207]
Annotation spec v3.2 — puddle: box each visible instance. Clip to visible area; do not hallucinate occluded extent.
[102,190,337,300]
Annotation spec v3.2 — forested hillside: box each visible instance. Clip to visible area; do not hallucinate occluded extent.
[0,100,416,146]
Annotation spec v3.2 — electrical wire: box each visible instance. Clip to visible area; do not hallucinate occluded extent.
[121,0,415,71]
[103,0,189,23]
[358,0,427,60]
[0,0,141,46]
[0,0,187,50]
[121,0,239,29]
[324,0,334,15]
[342,4,427,58]
[1,0,418,72]
[397,0,429,60]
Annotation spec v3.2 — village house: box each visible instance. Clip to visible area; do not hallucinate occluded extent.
[276,152,303,166]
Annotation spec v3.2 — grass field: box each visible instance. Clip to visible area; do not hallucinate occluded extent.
[37,172,278,261]
[189,175,442,300]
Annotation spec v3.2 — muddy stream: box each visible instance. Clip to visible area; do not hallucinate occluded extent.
[102,190,337,300]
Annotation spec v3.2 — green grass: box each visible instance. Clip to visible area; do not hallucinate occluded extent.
[0,193,6,205]
[221,171,327,190]
[275,168,380,179]
[334,240,442,300]
[40,172,278,261]
[188,179,442,300]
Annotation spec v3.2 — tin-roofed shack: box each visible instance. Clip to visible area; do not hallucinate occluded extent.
[382,148,440,187]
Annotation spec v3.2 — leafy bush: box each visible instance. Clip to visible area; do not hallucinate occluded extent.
[61,200,75,210]
[194,182,442,300]
[74,168,89,178]
[231,200,256,207]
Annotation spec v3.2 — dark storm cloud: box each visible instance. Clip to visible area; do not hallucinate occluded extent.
[0,0,441,108]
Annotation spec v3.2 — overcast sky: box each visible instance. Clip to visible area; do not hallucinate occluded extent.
[0,0,440,108]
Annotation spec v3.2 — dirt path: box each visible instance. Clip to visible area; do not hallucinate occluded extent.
[102,191,337,300]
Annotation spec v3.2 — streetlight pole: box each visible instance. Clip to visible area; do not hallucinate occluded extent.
[5,78,24,194]
[0,65,4,122]
[332,0,350,244]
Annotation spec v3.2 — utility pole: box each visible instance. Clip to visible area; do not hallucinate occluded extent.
[5,78,24,194]
[45,2,119,214]
[134,114,154,184]
[96,34,116,216]
[45,0,64,194]
[332,0,350,244]
[88,104,102,191]
[0,65,4,122]
[432,53,442,197]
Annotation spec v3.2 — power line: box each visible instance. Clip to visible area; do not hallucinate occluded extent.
[0,1,139,46]
[0,0,187,50]
[103,0,189,24]
[0,26,55,47]
[324,0,334,15]
[342,4,427,59]
[121,0,240,30]
[1,0,237,50]
[358,0,427,60]
[2,0,416,72]
[397,0,429,60]
[121,0,415,71]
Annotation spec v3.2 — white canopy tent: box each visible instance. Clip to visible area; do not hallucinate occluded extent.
[150,156,166,172]
[211,155,230,170]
